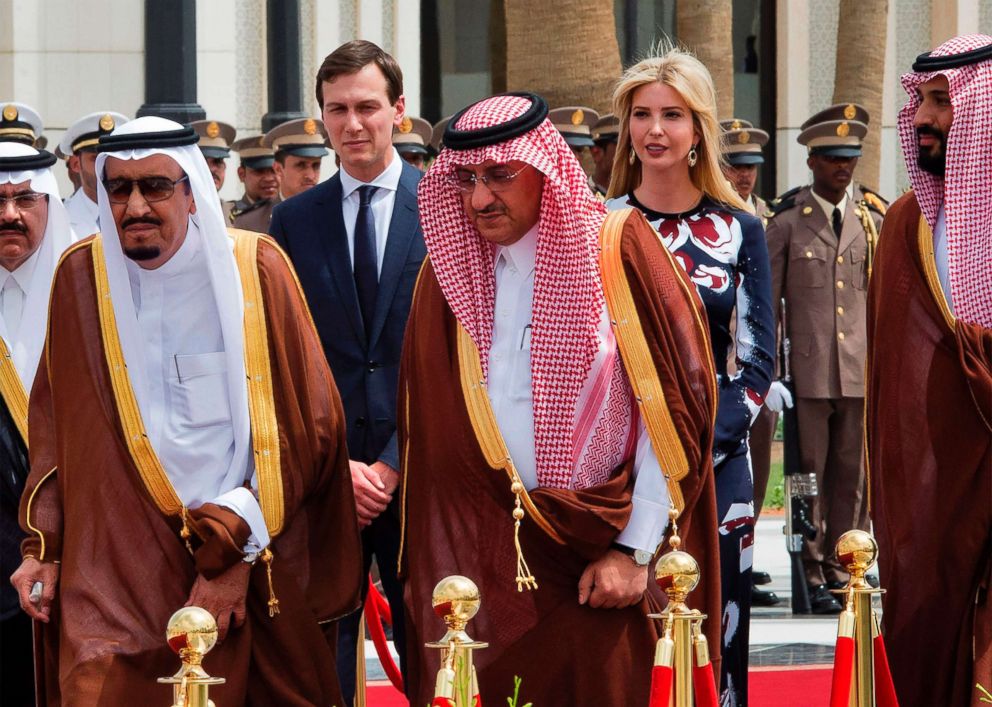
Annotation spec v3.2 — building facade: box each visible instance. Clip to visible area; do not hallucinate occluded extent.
[1,0,988,201]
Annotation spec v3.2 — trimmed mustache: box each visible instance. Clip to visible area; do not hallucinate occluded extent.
[0,221,27,234]
[916,125,945,141]
[121,215,162,229]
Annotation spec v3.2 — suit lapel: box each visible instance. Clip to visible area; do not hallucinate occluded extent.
[316,177,366,345]
[837,198,862,255]
[368,165,419,348]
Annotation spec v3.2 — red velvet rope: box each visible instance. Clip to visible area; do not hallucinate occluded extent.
[364,579,404,692]
[692,658,720,707]
[829,635,856,707]
[648,665,674,707]
[872,633,900,707]
[431,698,455,707]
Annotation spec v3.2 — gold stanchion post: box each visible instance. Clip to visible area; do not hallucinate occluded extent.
[426,576,488,707]
[648,551,706,707]
[157,606,226,707]
[833,530,885,707]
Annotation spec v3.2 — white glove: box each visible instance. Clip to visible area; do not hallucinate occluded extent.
[764,381,794,413]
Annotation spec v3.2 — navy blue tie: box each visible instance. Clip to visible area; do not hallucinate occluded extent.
[354,185,379,341]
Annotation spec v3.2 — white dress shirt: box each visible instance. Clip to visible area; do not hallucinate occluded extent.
[933,206,954,311]
[125,223,268,551]
[487,226,670,553]
[64,189,100,238]
[0,248,39,342]
[810,187,849,224]
[339,149,403,274]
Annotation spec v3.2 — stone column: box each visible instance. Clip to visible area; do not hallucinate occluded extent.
[136,0,205,123]
[262,0,306,131]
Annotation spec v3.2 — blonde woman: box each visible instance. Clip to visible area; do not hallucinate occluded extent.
[607,48,775,706]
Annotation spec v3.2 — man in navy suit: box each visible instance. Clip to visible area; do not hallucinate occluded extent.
[268,40,425,706]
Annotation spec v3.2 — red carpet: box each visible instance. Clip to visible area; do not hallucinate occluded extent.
[366,667,833,705]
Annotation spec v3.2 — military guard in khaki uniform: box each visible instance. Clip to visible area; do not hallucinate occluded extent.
[720,118,771,221]
[228,135,281,232]
[263,117,329,200]
[392,115,432,171]
[191,119,236,221]
[766,103,885,613]
[720,116,783,607]
[589,113,618,197]
[549,106,599,162]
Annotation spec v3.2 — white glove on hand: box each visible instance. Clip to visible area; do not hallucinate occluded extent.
[764,381,794,413]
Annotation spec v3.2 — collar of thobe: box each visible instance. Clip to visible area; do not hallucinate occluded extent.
[0,246,41,294]
[0,142,75,390]
[93,116,252,491]
[125,216,202,295]
[810,187,848,222]
[339,148,403,200]
[493,223,538,278]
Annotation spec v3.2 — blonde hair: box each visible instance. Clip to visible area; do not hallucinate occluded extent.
[608,46,745,211]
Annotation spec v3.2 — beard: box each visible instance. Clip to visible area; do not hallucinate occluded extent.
[916,126,947,177]
[124,245,162,261]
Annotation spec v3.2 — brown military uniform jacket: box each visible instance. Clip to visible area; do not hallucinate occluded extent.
[229,194,282,233]
[766,185,884,399]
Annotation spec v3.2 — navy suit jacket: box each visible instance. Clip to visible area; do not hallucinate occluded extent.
[269,161,426,470]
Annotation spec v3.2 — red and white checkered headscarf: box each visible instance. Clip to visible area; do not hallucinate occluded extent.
[898,34,992,329]
[419,94,635,489]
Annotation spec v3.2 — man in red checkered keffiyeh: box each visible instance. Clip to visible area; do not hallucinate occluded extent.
[867,34,992,707]
[398,92,720,706]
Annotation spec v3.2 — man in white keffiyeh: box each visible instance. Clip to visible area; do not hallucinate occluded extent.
[866,34,992,707]
[11,117,362,706]
[399,92,720,706]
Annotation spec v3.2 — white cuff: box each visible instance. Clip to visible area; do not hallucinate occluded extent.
[614,495,670,553]
[211,486,270,555]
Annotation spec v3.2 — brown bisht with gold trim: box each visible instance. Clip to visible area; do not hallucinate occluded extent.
[398,209,720,706]
[19,232,363,706]
[866,192,992,707]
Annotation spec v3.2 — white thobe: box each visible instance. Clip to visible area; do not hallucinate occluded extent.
[933,206,954,312]
[0,248,40,346]
[125,223,268,552]
[487,226,670,553]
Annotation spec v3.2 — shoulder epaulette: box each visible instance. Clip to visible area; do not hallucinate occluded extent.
[769,185,804,216]
[858,185,888,216]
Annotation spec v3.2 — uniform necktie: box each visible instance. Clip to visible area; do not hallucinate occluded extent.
[353,185,379,341]
[2,277,23,336]
[832,207,843,237]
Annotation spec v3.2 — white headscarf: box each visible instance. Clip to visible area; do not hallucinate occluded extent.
[93,116,252,498]
[0,142,76,390]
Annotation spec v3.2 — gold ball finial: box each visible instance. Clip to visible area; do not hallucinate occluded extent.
[835,530,878,578]
[654,550,699,608]
[432,575,481,626]
[165,606,218,660]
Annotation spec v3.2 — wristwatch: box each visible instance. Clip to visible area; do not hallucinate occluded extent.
[611,542,653,567]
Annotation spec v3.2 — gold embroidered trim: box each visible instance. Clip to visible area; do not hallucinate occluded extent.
[598,209,718,517]
[916,215,955,330]
[456,325,565,549]
[0,337,28,443]
[24,467,56,561]
[91,236,186,517]
[232,230,285,536]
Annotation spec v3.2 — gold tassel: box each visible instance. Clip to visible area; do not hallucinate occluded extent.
[667,506,682,552]
[510,482,538,591]
[261,548,280,617]
[179,506,194,555]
